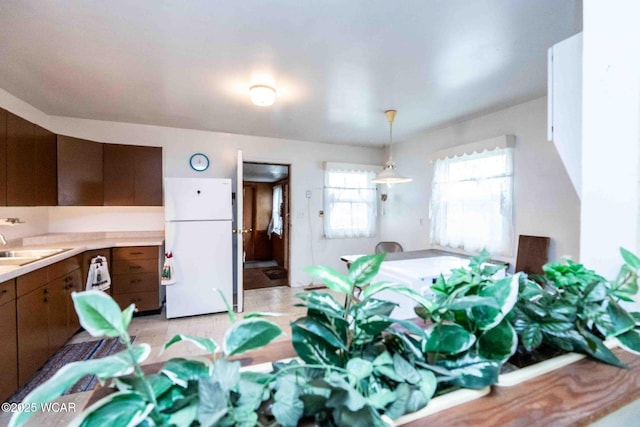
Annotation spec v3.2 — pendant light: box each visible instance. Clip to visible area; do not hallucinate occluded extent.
[371,110,412,185]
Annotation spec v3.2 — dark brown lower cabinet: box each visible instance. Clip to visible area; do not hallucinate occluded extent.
[0,279,17,401]
[16,284,49,386]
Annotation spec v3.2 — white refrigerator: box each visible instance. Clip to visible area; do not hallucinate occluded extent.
[164,178,233,319]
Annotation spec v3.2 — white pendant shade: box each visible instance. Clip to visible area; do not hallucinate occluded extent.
[371,160,413,184]
[371,110,412,185]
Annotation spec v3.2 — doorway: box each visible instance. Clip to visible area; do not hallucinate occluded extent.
[242,162,290,290]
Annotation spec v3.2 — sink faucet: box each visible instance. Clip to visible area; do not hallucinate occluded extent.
[0,234,6,246]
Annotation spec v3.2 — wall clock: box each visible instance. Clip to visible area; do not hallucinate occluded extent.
[189,153,210,171]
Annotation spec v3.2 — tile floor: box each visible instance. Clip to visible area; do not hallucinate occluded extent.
[3,286,331,426]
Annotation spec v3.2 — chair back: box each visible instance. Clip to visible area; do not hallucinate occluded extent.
[375,241,404,254]
[515,235,550,275]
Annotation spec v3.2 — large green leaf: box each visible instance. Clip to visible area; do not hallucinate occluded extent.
[211,358,241,393]
[444,295,500,311]
[160,358,213,388]
[572,325,626,368]
[162,334,219,355]
[438,354,500,389]
[291,322,343,366]
[272,375,304,427]
[69,391,154,427]
[471,273,520,330]
[305,265,353,294]
[393,354,421,384]
[325,372,367,412]
[223,318,283,357]
[477,318,518,362]
[423,323,476,355]
[346,358,373,381]
[604,299,637,337]
[10,345,150,427]
[355,298,397,318]
[348,253,386,287]
[72,291,128,338]
[616,329,640,354]
[417,369,437,402]
[197,378,229,427]
[296,291,345,319]
[621,247,640,270]
[290,317,347,350]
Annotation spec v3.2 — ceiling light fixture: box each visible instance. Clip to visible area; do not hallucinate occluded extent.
[371,110,412,185]
[249,84,276,107]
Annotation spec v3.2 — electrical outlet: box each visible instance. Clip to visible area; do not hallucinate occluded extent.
[306,190,311,198]
[319,210,324,217]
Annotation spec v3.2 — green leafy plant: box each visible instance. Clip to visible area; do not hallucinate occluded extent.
[291,253,440,423]
[416,250,520,388]
[510,248,640,367]
[10,290,284,427]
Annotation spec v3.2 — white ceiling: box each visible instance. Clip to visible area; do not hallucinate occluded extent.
[0,1,581,147]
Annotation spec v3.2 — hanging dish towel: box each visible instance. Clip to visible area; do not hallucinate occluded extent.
[161,252,177,285]
[86,255,111,292]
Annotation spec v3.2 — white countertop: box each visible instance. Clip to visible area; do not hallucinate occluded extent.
[0,232,164,282]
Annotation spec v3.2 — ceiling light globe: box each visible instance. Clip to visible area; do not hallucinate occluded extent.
[250,85,276,107]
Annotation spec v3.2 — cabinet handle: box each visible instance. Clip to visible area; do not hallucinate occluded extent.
[130,265,142,270]
[1,289,6,294]
[130,252,143,255]
[43,289,49,295]
[131,279,142,284]
[44,297,48,303]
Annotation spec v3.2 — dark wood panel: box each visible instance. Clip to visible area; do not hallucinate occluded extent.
[112,258,159,275]
[34,124,57,205]
[6,111,35,206]
[515,235,550,275]
[0,299,17,401]
[243,185,256,261]
[0,108,6,206]
[48,255,82,281]
[0,279,16,305]
[134,146,162,206]
[57,135,103,205]
[16,267,48,298]
[113,290,159,312]
[253,230,272,261]
[113,246,158,261]
[17,286,49,386]
[103,143,135,206]
[112,272,159,294]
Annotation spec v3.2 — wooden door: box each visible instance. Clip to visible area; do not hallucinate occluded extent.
[134,146,163,206]
[104,144,135,205]
[57,135,104,205]
[243,184,256,261]
[34,124,58,205]
[17,286,49,385]
[6,111,35,206]
[0,108,6,206]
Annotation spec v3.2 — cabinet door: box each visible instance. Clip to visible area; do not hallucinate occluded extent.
[6,111,35,206]
[57,135,103,205]
[0,108,6,206]
[34,124,58,206]
[48,278,69,356]
[134,146,163,206]
[17,287,49,385]
[66,268,83,334]
[0,299,17,402]
[104,144,135,206]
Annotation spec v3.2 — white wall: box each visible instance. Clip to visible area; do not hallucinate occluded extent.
[382,97,580,268]
[0,89,383,286]
[0,207,49,244]
[580,0,639,283]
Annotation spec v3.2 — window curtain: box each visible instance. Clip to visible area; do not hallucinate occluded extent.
[430,147,514,255]
[268,184,283,238]
[324,165,377,239]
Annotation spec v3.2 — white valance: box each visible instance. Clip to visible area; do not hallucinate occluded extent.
[430,135,516,162]
[324,161,381,173]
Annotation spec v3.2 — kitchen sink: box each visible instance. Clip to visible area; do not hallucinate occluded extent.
[0,248,71,266]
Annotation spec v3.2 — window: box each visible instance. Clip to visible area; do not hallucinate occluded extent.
[430,146,514,255]
[324,163,378,239]
[268,184,283,237]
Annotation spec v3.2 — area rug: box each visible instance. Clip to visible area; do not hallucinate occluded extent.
[8,336,135,403]
[263,267,287,280]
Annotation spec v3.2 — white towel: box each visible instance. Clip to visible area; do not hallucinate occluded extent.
[86,255,112,291]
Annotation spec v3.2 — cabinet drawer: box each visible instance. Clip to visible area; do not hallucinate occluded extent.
[113,246,158,261]
[113,258,159,275]
[16,267,48,297]
[112,273,159,294]
[0,279,16,305]
[48,255,82,281]
[113,290,159,312]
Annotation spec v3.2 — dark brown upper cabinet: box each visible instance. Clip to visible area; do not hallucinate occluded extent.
[104,144,162,206]
[57,135,104,206]
[6,112,35,206]
[0,109,6,206]
[34,125,57,206]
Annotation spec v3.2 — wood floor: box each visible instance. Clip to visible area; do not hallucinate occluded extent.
[2,286,327,426]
